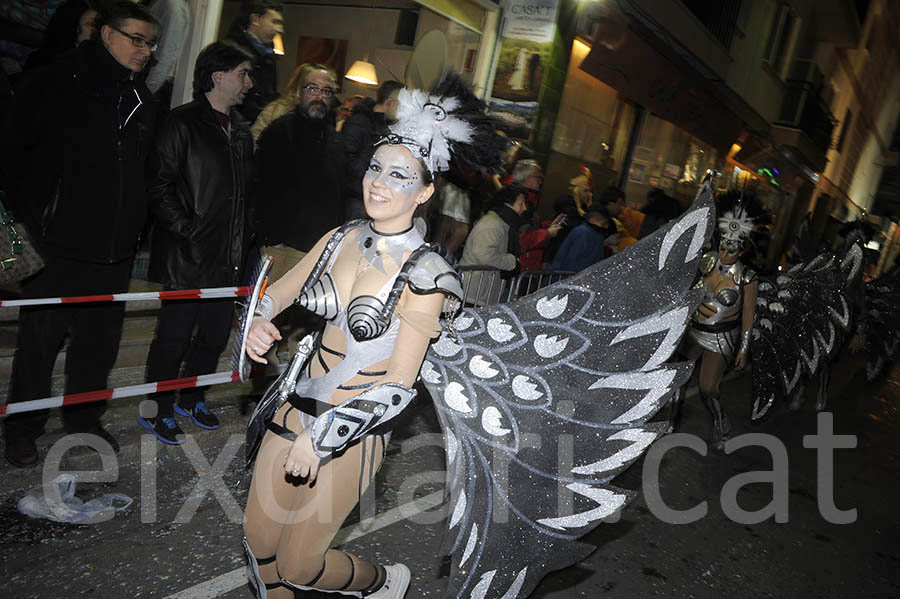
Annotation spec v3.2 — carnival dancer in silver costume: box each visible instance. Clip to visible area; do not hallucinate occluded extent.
[238,73,717,599]
[683,190,767,450]
[239,75,506,598]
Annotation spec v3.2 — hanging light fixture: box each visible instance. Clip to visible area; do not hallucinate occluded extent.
[345,56,378,85]
[272,33,285,56]
[345,0,378,86]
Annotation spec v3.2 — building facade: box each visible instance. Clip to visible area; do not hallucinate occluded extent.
[524,0,899,271]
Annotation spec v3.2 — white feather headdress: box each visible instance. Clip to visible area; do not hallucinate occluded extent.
[718,207,760,243]
[380,87,474,174]
[715,190,770,248]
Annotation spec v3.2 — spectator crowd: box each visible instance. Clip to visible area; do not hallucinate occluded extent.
[0,0,686,468]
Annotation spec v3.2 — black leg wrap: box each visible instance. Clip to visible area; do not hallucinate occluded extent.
[362,565,386,595]
[339,553,356,590]
[703,394,731,450]
[306,560,328,587]
[243,538,280,599]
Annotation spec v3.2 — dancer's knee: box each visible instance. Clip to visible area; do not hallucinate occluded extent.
[243,520,278,561]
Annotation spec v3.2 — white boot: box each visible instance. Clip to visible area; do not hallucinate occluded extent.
[365,564,411,599]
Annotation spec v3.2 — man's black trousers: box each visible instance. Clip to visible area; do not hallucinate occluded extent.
[5,256,133,440]
[145,298,234,419]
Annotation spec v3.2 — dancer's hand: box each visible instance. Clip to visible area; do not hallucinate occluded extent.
[735,351,748,370]
[284,432,321,482]
[246,318,282,364]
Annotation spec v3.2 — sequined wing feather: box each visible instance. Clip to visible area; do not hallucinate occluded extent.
[859,265,900,380]
[421,188,714,598]
[750,245,863,418]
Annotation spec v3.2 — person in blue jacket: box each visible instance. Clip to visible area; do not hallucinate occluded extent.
[550,205,620,272]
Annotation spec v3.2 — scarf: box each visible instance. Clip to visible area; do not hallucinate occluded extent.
[242,29,274,56]
[494,205,523,257]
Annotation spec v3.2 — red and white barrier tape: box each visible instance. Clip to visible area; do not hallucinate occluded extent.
[0,371,242,416]
[0,286,252,308]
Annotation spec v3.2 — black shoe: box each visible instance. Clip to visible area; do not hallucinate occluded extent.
[138,416,185,445]
[175,401,220,430]
[5,435,39,468]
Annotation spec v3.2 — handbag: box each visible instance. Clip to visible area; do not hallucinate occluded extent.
[0,191,44,284]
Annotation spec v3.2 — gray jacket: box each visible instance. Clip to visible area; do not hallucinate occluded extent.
[146,0,193,94]
[459,211,518,306]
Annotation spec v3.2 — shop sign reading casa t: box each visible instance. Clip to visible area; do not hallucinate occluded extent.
[502,0,559,44]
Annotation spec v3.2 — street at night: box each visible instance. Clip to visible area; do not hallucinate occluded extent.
[1,341,898,598]
[2,0,899,598]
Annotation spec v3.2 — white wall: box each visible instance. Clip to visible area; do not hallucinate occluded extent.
[847,76,900,211]
[172,0,224,107]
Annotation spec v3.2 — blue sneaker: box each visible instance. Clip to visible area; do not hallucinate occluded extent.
[138,416,185,445]
[175,401,220,430]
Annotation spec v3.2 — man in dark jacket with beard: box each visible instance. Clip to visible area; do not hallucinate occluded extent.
[250,65,344,363]
[253,64,345,280]
[140,41,255,444]
[341,80,403,219]
[2,1,159,467]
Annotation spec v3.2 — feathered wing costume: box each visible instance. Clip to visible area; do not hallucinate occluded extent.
[421,187,714,598]
[749,245,862,418]
[859,265,900,381]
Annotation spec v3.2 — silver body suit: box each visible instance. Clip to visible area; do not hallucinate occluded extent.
[688,252,756,362]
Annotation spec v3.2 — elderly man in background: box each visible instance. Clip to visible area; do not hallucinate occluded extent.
[513,159,563,271]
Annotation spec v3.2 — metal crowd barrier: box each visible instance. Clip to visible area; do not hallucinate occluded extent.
[457,266,576,307]
[457,265,511,307]
[510,269,576,298]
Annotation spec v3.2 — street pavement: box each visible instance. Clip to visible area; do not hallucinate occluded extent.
[1,315,899,598]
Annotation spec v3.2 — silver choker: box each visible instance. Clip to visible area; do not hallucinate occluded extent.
[357,222,425,274]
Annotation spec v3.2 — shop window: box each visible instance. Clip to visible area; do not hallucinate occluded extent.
[763,3,797,78]
[623,115,719,207]
[546,40,638,198]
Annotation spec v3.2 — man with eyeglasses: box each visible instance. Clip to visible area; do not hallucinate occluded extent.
[2,1,159,467]
[227,0,285,124]
[251,64,347,360]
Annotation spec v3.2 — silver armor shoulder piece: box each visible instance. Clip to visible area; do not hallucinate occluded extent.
[741,267,757,284]
[699,252,717,275]
[307,383,417,457]
[407,251,463,315]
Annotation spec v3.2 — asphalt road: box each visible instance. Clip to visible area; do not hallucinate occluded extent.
[1,348,898,599]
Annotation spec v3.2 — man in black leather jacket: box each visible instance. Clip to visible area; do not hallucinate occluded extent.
[141,41,255,444]
[3,1,159,467]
